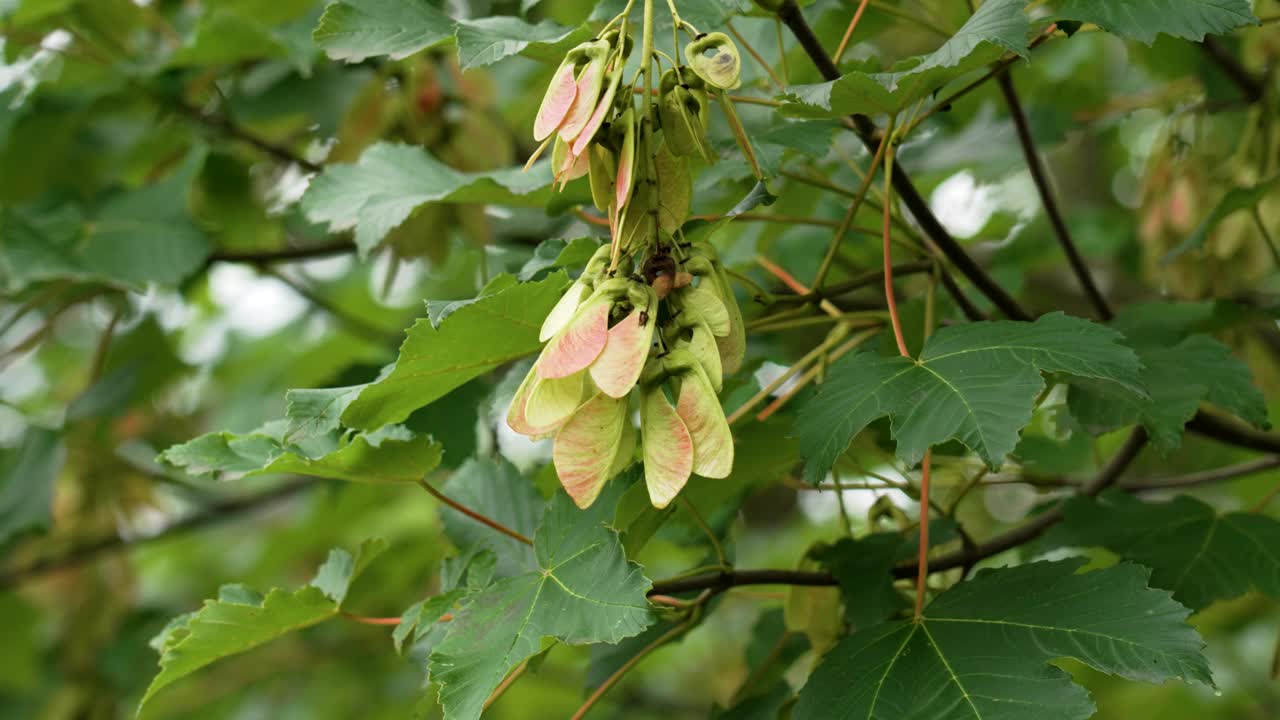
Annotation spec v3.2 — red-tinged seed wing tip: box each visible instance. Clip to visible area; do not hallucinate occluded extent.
[537,300,609,379]
[642,388,694,508]
[534,63,578,142]
[553,393,627,509]
[589,309,652,398]
[558,61,602,142]
[676,371,733,478]
[572,74,619,156]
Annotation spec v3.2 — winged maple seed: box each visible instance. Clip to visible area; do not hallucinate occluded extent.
[511,15,744,508]
[507,242,740,508]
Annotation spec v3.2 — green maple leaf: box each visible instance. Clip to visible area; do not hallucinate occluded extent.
[341,272,570,430]
[313,0,586,68]
[795,313,1144,483]
[139,540,387,716]
[1054,491,1280,611]
[794,559,1212,720]
[1068,303,1270,451]
[1052,0,1258,44]
[160,423,442,484]
[777,0,1030,117]
[429,492,655,720]
[300,142,555,256]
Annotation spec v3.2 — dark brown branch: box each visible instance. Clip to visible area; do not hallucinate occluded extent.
[1187,411,1280,454]
[774,0,1032,321]
[649,429,1148,596]
[0,480,313,589]
[1200,36,1265,104]
[206,239,357,266]
[996,72,1113,321]
[175,100,323,173]
[901,428,1147,578]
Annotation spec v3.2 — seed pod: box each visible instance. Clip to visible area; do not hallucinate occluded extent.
[684,243,745,373]
[554,391,630,508]
[587,143,617,212]
[507,364,585,438]
[685,32,741,90]
[677,320,723,392]
[658,69,713,161]
[557,40,611,142]
[534,58,578,141]
[536,294,611,379]
[640,381,694,508]
[572,62,625,157]
[677,284,730,336]
[589,283,658,398]
[674,359,734,478]
[614,107,638,211]
[654,140,691,233]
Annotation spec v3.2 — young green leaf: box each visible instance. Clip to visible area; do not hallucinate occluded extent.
[1054,491,1280,610]
[1052,0,1258,44]
[794,559,1212,720]
[429,492,654,720]
[313,0,456,62]
[139,540,386,716]
[160,425,442,484]
[1068,304,1269,451]
[453,17,588,70]
[795,313,1144,482]
[341,272,570,430]
[301,143,554,256]
[777,0,1030,117]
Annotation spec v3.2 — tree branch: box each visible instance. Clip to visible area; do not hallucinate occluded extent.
[996,71,1113,321]
[1199,36,1265,104]
[0,480,314,589]
[205,239,357,266]
[175,100,323,173]
[774,0,1032,321]
[648,429,1148,596]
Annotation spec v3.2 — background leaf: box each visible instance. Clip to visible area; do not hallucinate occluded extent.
[1054,492,1280,610]
[795,313,1144,481]
[429,491,654,720]
[794,559,1212,720]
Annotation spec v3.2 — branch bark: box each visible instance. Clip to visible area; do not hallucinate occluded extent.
[648,429,1148,596]
[0,480,314,589]
[996,71,1113,321]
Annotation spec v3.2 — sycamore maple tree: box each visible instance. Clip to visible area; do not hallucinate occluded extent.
[2,0,1280,718]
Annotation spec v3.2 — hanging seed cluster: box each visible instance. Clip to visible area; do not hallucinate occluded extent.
[509,7,746,509]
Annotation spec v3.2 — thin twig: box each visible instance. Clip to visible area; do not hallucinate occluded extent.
[0,480,314,589]
[205,239,357,266]
[680,496,728,567]
[571,620,695,720]
[417,480,534,546]
[175,100,322,172]
[727,20,785,91]
[832,0,872,64]
[647,429,1147,596]
[484,660,529,710]
[1199,36,1265,104]
[996,71,1113,321]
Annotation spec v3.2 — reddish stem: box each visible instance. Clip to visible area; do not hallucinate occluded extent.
[417,480,534,546]
[833,0,872,64]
